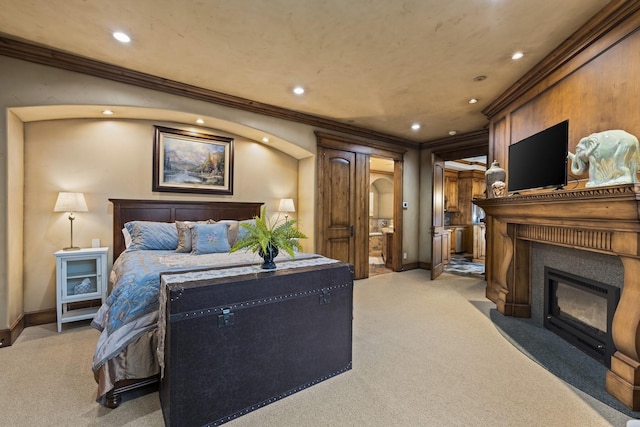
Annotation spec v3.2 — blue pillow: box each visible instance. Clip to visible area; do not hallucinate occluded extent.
[191,223,230,255]
[125,221,178,251]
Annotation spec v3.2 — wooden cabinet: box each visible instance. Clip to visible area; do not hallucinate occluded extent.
[447,226,466,254]
[443,230,451,264]
[448,228,455,253]
[55,247,108,332]
[456,170,486,253]
[473,224,486,262]
[444,170,458,212]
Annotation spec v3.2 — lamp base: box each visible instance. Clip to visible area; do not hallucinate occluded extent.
[62,246,81,251]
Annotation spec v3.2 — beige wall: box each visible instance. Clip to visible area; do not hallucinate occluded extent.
[0,55,321,328]
[22,118,300,312]
[0,55,424,327]
[402,148,421,264]
[418,149,434,264]
[370,173,393,218]
[6,111,24,326]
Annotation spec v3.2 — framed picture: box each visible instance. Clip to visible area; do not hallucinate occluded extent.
[153,126,234,195]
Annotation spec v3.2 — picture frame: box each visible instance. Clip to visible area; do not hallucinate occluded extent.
[153,126,234,195]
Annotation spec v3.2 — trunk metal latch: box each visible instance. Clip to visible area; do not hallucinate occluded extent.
[218,308,235,328]
[320,289,331,305]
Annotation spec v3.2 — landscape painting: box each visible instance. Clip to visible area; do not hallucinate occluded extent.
[153,126,234,195]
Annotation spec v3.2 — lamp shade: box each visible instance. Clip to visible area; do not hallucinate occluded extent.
[54,192,88,213]
[278,198,295,213]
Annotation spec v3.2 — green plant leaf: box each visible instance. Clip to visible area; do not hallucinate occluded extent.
[229,206,307,258]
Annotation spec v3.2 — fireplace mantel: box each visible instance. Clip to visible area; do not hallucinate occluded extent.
[474,184,640,410]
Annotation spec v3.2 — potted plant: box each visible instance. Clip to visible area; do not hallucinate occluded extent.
[230,206,307,269]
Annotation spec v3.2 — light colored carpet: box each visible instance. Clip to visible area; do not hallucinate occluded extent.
[0,270,633,426]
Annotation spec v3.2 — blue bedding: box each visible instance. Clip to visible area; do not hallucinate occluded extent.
[95,249,270,335]
[92,249,316,375]
[102,250,177,334]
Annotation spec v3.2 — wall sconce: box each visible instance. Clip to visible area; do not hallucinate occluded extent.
[278,198,295,222]
[54,192,88,250]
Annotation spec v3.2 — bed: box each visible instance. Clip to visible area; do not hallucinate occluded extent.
[92,198,264,408]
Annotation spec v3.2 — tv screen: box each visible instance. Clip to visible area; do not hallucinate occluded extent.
[508,120,569,193]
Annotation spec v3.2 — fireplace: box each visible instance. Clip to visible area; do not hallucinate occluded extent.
[544,267,620,367]
[474,184,640,410]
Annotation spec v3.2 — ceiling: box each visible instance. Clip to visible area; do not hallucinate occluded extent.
[0,0,610,143]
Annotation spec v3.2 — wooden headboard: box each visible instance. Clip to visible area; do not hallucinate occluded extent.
[110,199,263,261]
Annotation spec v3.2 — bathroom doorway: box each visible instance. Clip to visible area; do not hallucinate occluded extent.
[369,157,395,276]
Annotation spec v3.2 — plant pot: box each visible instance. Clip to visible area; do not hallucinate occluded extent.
[258,243,279,270]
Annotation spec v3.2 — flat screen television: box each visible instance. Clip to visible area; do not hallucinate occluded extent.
[507,120,569,193]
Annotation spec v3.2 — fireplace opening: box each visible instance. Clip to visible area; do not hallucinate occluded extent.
[544,267,620,367]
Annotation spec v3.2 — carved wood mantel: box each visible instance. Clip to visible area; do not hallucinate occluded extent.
[474,184,640,410]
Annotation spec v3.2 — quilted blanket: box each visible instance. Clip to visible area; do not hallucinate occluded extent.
[91,249,315,371]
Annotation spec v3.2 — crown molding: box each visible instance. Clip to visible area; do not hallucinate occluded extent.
[0,36,417,148]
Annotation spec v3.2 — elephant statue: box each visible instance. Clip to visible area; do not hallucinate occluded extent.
[567,130,640,187]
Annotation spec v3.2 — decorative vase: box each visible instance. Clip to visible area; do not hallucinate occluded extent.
[485,160,506,198]
[259,243,279,269]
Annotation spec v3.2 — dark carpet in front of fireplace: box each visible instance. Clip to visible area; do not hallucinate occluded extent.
[487,308,640,418]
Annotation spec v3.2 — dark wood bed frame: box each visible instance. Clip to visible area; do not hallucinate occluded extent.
[103,198,263,408]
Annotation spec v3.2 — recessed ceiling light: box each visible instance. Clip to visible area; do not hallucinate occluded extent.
[102,109,113,115]
[113,32,131,43]
[262,137,270,143]
[468,98,478,104]
[411,123,421,131]
[195,118,204,124]
[293,86,305,95]
[512,51,524,60]
[449,130,457,136]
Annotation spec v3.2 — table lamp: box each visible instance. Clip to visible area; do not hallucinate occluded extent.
[278,198,295,222]
[54,192,88,250]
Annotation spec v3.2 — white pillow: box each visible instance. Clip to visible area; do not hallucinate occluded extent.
[122,227,132,248]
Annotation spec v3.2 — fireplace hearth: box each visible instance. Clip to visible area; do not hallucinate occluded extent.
[544,267,620,367]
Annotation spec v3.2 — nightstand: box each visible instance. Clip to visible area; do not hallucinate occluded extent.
[55,247,108,332]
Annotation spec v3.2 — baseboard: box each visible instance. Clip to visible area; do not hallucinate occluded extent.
[25,308,57,327]
[0,308,57,348]
[0,326,11,348]
[400,262,420,271]
[419,262,431,270]
[0,312,25,348]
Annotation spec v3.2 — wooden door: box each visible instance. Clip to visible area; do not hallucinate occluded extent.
[318,147,357,268]
[316,132,404,279]
[431,154,446,279]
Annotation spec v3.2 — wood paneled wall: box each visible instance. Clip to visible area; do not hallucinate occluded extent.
[485,2,640,177]
[480,1,640,410]
[483,3,640,305]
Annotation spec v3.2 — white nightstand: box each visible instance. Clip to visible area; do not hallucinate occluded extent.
[55,247,108,332]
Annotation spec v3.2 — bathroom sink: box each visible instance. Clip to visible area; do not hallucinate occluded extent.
[381,227,394,234]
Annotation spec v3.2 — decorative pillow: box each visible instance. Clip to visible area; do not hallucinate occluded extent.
[218,219,257,247]
[175,220,211,253]
[217,220,239,246]
[190,223,231,255]
[238,219,256,242]
[122,227,132,249]
[125,221,179,251]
